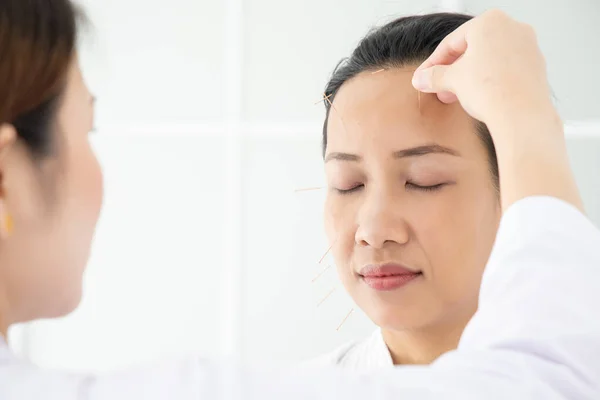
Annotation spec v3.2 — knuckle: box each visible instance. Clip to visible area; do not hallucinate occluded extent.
[476,10,507,37]
[520,22,537,38]
[514,22,540,49]
[484,9,509,23]
[478,10,523,40]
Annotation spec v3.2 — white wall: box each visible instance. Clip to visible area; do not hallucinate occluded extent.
[465,0,600,121]
[77,0,227,128]
[8,0,600,371]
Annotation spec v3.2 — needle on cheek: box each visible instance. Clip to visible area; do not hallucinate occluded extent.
[311,264,332,283]
[317,287,336,307]
[336,308,355,331]
[318,244,333,264]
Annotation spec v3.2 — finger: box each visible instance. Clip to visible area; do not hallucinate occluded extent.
[436,91,458,104]
[412,65,453,93]
[416,21,470,71]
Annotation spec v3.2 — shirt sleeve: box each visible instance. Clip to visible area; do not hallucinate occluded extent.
[5,196,600,400]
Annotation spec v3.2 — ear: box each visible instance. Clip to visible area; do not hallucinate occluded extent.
[0,124,17,159]
[0,124,17,239]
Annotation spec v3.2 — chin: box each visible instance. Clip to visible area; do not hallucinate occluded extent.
[361,297,438,332]
[50,286,84,318]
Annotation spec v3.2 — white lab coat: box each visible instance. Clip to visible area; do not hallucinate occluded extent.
[308,329,393,370]
[1,196,600,399]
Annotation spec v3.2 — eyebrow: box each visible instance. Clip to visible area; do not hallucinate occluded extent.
[325,144,460,163]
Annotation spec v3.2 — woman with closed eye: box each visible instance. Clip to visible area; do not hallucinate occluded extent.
[313,12,502,369]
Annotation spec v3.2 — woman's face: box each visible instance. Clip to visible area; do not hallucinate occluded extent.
[0,58,103,328]
[324,68,501,332]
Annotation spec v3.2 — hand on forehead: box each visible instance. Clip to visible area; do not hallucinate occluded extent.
[326,68,476,157]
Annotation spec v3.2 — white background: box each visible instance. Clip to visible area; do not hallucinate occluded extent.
[8,0,600,372]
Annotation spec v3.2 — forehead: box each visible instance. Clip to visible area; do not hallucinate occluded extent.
[326,68,481,157]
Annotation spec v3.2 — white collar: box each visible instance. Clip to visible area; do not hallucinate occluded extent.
[0,337,11,361]
[374,329,395,366]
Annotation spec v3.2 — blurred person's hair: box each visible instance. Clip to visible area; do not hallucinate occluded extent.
[0,0,83,158]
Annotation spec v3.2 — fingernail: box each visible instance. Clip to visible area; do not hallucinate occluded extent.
[412,69,431,91]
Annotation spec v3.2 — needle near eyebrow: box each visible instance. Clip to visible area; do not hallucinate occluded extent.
[294,186,324,192]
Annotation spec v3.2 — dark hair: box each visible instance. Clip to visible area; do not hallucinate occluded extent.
[322,13,499,191]
[0,0,81,158]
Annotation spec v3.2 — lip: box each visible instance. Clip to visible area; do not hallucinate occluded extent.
[359,263,422,291]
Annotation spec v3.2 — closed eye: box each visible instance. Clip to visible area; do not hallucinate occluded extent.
[406,182,447,192]
[335,184,364,195]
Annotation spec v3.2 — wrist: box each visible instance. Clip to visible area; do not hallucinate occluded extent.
[486,98,563,158]
[485,97,561,136]
[484,103,583,213]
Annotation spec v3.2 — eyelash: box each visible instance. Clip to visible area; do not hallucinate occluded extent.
[334,182,446,195]
[406,182,446,192]
[335,185,364,195]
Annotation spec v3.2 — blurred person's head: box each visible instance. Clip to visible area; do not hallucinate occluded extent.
[322,13,500,364]
[0,0,102,337]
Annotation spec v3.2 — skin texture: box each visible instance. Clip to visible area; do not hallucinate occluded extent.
[0,59,102,337]
[324,68,501,364]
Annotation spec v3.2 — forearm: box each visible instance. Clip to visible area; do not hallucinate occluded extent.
[486,102,583,212]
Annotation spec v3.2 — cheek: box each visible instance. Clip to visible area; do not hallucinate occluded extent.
[71,141,103,218]
[324,194,356,269]
[58,138,103,260]
[413,184,499,294]
[409,196,458,263]
[324,194,345,241]
[85,152,103,218]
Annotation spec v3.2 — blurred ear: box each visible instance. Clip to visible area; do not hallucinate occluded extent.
[0,124,17,161]
[0,124,17,238]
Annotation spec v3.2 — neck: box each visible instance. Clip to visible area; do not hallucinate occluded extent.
[0,312,7,340]
[382,313,472,365]
[0,287,10,340]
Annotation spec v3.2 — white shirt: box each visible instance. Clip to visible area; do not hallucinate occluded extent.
[309,330,393,371]
[1,196,600,399]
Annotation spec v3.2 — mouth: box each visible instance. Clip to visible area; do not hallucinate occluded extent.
[358,263,422,291]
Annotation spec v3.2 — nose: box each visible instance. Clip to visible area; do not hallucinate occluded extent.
[355,187,410,249]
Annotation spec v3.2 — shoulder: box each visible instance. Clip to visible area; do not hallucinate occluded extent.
[303,330,393,371]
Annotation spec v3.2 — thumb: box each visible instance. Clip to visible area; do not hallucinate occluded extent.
[412,65,453,94]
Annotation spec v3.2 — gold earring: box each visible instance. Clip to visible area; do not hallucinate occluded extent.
[4,214,13,235]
